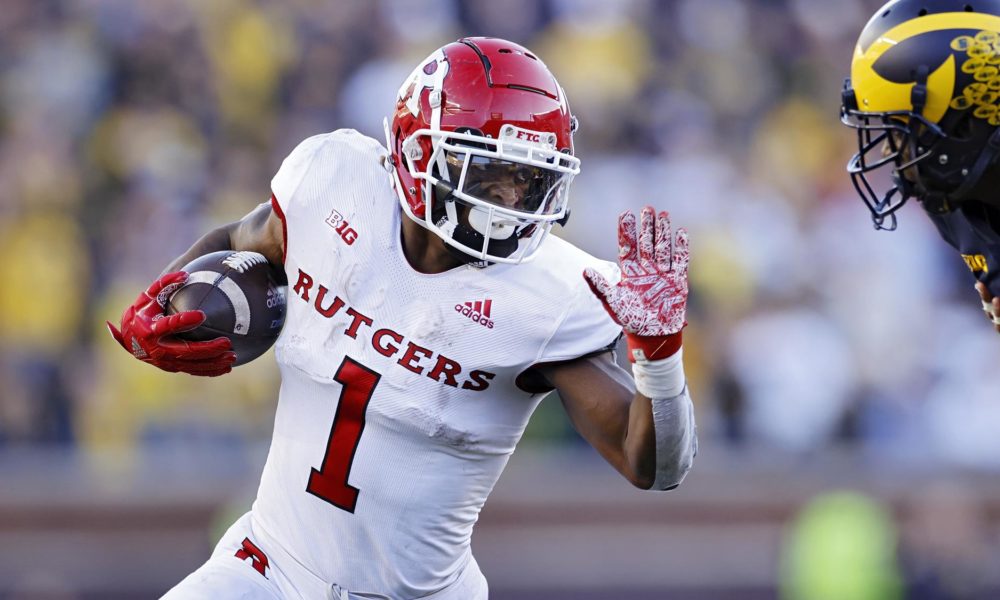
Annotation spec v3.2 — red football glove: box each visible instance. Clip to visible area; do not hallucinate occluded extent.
[107,271,236,377]
[584,206,689,362]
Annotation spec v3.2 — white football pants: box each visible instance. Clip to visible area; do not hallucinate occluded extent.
[161,511,488,600]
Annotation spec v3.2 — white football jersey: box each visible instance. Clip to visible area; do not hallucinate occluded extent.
[253,129,621,598]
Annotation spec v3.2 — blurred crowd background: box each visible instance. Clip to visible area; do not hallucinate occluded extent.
[2,0,1000,598]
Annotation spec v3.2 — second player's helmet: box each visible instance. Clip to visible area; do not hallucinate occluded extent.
[842,0,1000,229]
[385,37,580,264]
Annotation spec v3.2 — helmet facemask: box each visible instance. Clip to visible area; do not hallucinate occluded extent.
[404,125,579,265]
[842,81,948,230]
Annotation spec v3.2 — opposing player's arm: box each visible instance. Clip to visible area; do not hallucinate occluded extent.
[538,352,693,490]
[163,201,284,274]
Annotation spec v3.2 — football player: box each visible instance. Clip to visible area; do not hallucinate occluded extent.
[107,38,697,599]
[842,0,1000,332]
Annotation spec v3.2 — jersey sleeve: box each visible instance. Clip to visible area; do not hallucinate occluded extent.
[535,259,623,364]
[926,205,1000,295]
[270,134,330,216]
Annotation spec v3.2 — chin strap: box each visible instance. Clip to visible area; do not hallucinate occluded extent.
[919,191,950,215]
[920,129,1000,214]
[951,127,1000,200]
[921,112,1000,212]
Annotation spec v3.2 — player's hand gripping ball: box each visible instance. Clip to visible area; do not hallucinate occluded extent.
[584,206,689,361]
[165,251,287,366]
[107,271,237,377]
[108,251,286,376]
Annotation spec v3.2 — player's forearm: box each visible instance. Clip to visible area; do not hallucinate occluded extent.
[621,391,697,490]
[628,349,697,491]
[622,395,658,488]
[160,202,283,278]
[549,352,694,490]
[161,226,234,275]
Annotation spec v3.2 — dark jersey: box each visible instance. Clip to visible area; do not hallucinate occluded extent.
[924,201,1000,296]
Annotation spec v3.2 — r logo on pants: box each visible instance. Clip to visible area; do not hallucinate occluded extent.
[235,537,269,578]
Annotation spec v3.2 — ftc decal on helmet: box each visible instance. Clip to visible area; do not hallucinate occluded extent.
[384,37,580,265]
[842,0,1000,229]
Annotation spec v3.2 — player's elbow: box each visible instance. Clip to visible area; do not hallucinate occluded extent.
[650,455,694,491]
[625,468,657,491]
[624,453,690,490]
[628,437,696,491]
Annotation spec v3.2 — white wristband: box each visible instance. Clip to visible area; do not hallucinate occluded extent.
[632,347,686,398]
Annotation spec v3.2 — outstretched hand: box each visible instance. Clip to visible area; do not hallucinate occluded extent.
[975,282,1000,334]
[107,272,236,376]
[584,206,689,361]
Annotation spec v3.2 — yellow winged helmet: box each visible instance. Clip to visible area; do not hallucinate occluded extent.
[843,0,1000,229]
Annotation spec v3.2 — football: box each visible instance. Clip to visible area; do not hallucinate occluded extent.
[166,250,287,366]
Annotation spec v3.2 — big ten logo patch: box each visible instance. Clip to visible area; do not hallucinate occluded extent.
[963,253,990,273]
[326,210,358,245]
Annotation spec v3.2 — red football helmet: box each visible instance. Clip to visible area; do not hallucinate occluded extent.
[385,37,580,264]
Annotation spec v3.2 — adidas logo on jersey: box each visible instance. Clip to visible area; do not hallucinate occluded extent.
[455,299,494,329]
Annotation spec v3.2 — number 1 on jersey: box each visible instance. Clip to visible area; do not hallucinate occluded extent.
[306,356,380,513]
